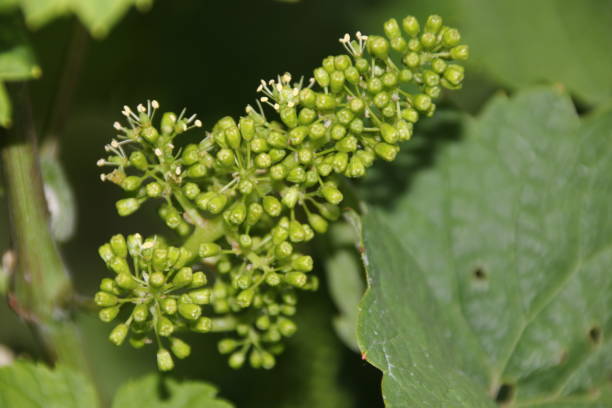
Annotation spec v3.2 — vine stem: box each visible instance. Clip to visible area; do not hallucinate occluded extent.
[1,83,100,402]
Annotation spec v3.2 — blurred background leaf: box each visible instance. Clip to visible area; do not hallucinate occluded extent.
[355,0,612,108]
[112,374,233,408]
[0,360,99,408]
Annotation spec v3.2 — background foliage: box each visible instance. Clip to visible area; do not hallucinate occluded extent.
[1,1,612,407]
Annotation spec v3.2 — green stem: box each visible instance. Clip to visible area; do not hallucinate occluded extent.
[1,83,99,399]
[174,190,226,256]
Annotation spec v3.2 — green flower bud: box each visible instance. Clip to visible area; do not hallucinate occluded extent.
[442,28,461,47]
[383,18,401,39]
[189,288,211,305]
[261,352,275,370]
[336,135,358,153]
[229,351,245,369]
[217,148,235,167]
[382,71,399,88]
[318,202,340,221]
[133,303,149,322]
[309,122,326,140]
[292,255,313,272]
[129,151,148,171]
[238,234,252,250]
[249,349,262,369]
[100,277,117,293]
[256,315,271,330]
[402,15,420,36]
[390,36,407,52]
[450,45,469,60]
[281,304,296,316]
[228,201,247,225]
[413,94,432,111]
[268,130,288,148]
[278,317,298,337]
[99,306,120,323]
[396,120,413,141]
[121,176,142,192]
[161,298,177,315]
[207,194,228,214]
[218,338,239,354]
[194,316,213,333]
[380,123,399,144]
[158,316,175,337]
[237,288,255,308]
[346,156,366,178]
[408,37,422,52]
[187,163,207,178]
[367,35,389,59]
[334,55,351,70]
[239,117,255,141]
[333,152,349,173]
[116,198,140,216]
[251,137,269,153]
[157,348,174,371]
[401,108,419,123]
[109,323,128,346]
[275,241,293,259]
[314,67,330,87]
[298,108,316,125]
[195,191,215,210]
[289,220,305,242]
[94,292,117,307]
[285,272,307,288]
[444,64,465,86]
[191,271,207,288]
[246,202,264,226]
[420,32,437,49]
[288,126,308,145]
[99,243,114,263]
[149,271,165,288]
[299,88,316,108]
[110,234,128,258]
[183,182,200,199]
[141,126,159,143]
[181,144,200,166]
[330,124,347,141]
[115,273,138,290]
[425,14,443,33]
[145,182,163,197]
[403,52,420,68]
[170,337,191,359]
[350,118,364,134]
[282,186,300,208]
[375,142,399,162]
[423,70,440,87]
[109,256,130,274]
[321,184,343,205]
[315,93,336,111]
[322,55,335,72]
[367,77,384,94]
[330,71,345,94]
[225,126,242,149]
[263,195,282,217]
[160,112,177,135]
[178,302,201,321]
[286,167,306,184]
[344,66,360,84]
[265,272,281,286]
[307,213,328,234]
[399,69,413,83]
[255,152,272,168]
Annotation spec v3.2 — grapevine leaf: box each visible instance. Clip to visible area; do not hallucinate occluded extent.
[0,360,99,408]
[359,87,612,406]
[19,0,152,38]
[359,0,612,106]
[112,374,233,408]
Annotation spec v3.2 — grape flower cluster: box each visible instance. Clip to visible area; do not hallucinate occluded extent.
[94,14,468,371]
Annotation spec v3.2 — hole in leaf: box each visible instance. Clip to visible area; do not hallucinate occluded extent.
[495,383,514,404]
[472,267,487,280]
[589,326,602,344]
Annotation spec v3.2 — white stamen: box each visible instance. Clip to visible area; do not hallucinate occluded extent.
[154,148,162,156]
[137,104,146,113]
[100,174,106,181]
[111,139,119,148]
[257,84,263,92]
[175,167,181,175]
[195,119,202,127]
[273,103,280,111]
[96,159,105,167]
[113,121,122,130]
[152,100,159,109]
[260,97,269,102]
